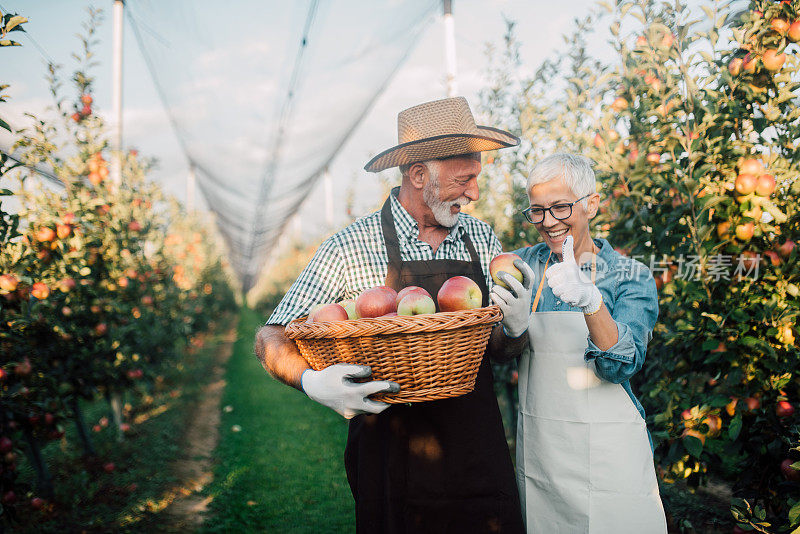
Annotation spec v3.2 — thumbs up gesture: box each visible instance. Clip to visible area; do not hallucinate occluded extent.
[544,236,603,315]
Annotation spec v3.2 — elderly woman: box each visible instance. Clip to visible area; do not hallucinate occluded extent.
[490,152,667,533]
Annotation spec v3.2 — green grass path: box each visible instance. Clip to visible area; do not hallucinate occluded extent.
[202,308,355,533]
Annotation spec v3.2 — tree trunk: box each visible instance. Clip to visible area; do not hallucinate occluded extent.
[22,427,54,499]
[69,396,96,456]
[106,389,124,442]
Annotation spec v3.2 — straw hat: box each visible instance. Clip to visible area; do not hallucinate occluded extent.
[364,97,519,172]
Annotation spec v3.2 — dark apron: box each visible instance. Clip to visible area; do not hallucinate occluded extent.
[344,194,524,534]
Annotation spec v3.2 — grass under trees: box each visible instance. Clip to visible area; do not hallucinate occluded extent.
[201,308,354,533]
[12,316,235,533]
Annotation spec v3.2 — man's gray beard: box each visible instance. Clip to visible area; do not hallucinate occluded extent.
[423,169,469,228]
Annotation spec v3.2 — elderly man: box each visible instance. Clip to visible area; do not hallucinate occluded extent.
[255,97,527,533]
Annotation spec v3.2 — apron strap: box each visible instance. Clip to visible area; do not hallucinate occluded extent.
[531,249,598,313]
[380,190,402,267]
[461,232,481,264]
[531,252,551,313]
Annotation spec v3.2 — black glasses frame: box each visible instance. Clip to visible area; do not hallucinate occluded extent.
[522,193,593,224]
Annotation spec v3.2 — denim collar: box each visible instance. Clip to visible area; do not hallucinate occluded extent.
[534,236,614,266]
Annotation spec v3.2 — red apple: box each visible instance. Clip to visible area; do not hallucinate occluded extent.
[94,323,108,336]
[438,276,483,312]
[735,222,754,242]
[763,49,786,72]
[682,428,706,445]
[395,286,431,307]
[728,57,743,76]
[355,286,398,318]
[781,459,800,481]
[36,226,56,242]
[725,398,738,417]
[734,174,757,195]
[489,253,524,290]
[744,397,761,411]
[789,20,800,42]
[58,277,76,292]
[397,292,436,316]
[743,53,757,73]
[763,250,781,266]
[103,462,115,473]
[778,240,795,258]
[31,497,45,510]
[14,359,31,377]
[755,174,776,196]
[0,437,12,453]
[611,96,628,112]
[0,274,19,292]
[128,220,142,232]
[771,18,790,34]
[71,112,81,122]
[307,303,349,323]
[56,223,72,239]
[777,401,795,418]
[81,94,93,105]
[704,415,722,437]
[31,282,50,300]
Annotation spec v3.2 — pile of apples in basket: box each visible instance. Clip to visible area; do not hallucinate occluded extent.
[305,253,521,323]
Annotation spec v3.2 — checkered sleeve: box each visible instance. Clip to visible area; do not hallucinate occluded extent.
[266,236,346,326]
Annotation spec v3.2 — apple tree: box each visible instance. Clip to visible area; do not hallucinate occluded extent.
[477,0,800,529]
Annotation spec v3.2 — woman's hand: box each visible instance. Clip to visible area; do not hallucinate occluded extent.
[490,259,535,338]
[545,236,602,314]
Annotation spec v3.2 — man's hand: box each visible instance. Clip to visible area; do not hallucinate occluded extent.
[301,364,400,419]
[490,259,535,338]
[545,236,602,314]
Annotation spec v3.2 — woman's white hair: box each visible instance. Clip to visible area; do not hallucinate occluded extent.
[527,153,596,207]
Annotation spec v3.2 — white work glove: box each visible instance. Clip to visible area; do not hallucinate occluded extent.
[301,363,400,419]
[490,259,535,338]
[545,236,602,315]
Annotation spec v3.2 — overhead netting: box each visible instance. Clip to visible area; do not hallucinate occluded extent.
[126,0,439,289]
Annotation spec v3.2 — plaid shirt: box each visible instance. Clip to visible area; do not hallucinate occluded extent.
[267,190,502,326]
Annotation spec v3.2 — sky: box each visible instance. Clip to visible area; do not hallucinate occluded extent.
[1,0,611,270]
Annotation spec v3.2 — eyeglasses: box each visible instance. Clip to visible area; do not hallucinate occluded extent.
[521,194,592,224]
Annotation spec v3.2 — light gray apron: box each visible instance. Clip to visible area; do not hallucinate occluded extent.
[516,253,666,533]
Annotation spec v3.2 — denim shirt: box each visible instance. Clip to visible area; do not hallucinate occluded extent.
[513,238,659,425]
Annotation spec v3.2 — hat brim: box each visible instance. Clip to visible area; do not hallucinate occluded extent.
[364,126,519,173]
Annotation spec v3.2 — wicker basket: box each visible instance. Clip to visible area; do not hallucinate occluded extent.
[284,305,502,403]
